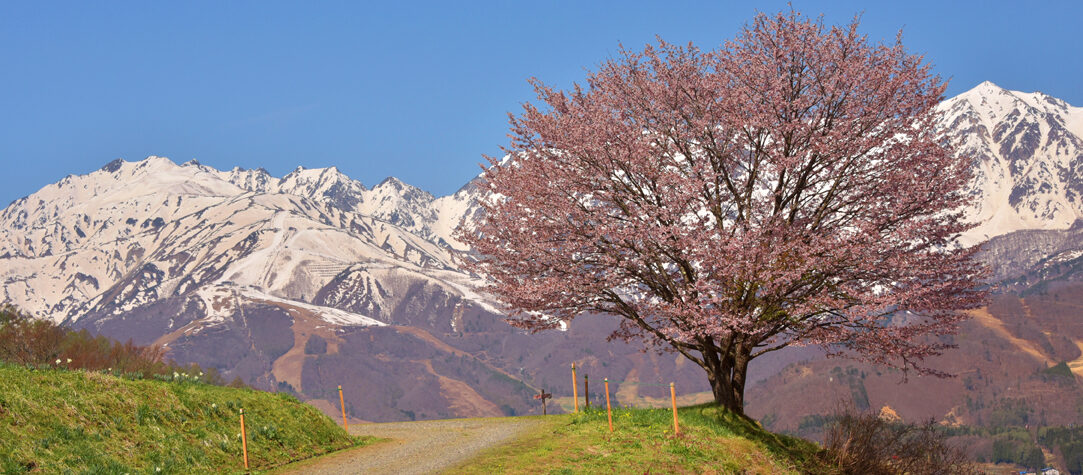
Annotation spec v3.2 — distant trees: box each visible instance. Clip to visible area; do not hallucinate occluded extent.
[1040,427,1083,474]
[0,304,225,384]
[463,10,985,415]
[992,436,1046,470]
[0,304,65,365]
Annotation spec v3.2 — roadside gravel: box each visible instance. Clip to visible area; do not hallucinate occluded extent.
[274,417,541,475]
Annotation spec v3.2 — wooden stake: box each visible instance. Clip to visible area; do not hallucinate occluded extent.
[605,378,613,432]
[571,363,579,413]
[338,385,348,431]
[670,382,679,435]
[584,374,590,409]
[240,409,249,470]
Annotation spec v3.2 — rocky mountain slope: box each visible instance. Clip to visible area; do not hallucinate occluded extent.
[2,81,1082,425]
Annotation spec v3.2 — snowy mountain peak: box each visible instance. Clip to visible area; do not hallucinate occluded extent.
[939,83,1083,244]
[100,158,125,173]
[950,81,1080,129]
[970,79,1002,95]
[373,176,432,200]
[376,176,406,189]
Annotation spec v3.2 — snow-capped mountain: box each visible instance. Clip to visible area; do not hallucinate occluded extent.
[937,81,1083,245]
[6,82,1077,329]
[0,156,485,327]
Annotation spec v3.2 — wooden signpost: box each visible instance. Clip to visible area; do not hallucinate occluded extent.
[534,389,552,415]
[584,374,590,409]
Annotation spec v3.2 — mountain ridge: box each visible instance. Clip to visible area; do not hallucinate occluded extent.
[0,154,484,327]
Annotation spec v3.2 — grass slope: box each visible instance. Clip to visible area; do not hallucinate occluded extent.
[454,404,832,474]
[0,364,372,474]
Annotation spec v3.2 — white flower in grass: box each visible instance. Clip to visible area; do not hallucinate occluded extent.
[55,359,61,365]
[66,358,71,364]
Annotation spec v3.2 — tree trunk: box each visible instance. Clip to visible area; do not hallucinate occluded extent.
[702,344,752,416]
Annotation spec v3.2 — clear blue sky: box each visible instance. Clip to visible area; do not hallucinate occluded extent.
[2,1,1080,205]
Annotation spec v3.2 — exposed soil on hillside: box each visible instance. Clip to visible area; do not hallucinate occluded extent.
[968,307,1053,365]
[263,300,344,393]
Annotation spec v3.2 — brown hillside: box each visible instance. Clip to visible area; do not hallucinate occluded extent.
[745,282,1083,442]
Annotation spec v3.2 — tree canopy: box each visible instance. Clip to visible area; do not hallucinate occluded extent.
[461,10,986,414]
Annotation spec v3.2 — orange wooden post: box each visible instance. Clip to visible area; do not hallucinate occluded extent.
[338,385,348,431]
[584,375,590,409]
[571,363,579,413]
[604,378,613,432]
[239,408,250,470]
[670,382,679,434]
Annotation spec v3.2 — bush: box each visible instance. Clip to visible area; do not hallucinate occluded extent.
[824,410,977,474]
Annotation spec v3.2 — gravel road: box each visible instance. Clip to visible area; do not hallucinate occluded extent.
[275,417,540,475]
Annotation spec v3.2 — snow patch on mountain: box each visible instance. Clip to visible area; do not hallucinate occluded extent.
[195,283,384,327]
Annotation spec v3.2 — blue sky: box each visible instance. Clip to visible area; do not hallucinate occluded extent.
[2,1,1081,205]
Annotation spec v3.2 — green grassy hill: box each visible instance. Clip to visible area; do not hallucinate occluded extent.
[0,363,371,474]
[453,404,833,474]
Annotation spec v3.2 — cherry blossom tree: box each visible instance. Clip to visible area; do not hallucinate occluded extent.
[460,11,986,415]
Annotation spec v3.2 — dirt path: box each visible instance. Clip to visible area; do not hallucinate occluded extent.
[274,417,540,475]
